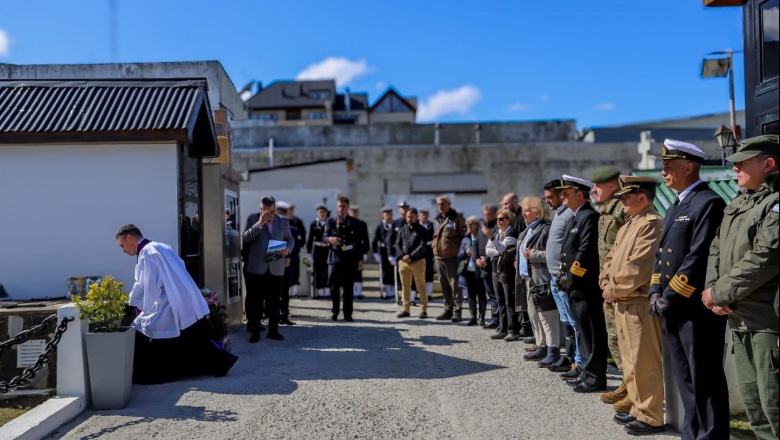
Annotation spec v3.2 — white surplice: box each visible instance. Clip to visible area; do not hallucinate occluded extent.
[129,241,210,339]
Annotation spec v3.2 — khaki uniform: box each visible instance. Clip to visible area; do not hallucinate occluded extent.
[600,205,664,426]
[706,181,779,439]
[598,198,626,368]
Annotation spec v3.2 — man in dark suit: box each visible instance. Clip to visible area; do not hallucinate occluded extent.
[324,196,364,321]
[242,195,295,343]
[648,139,728,439]
[556,175,608,393]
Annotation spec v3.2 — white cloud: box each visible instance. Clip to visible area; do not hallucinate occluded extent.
[295,57,371,87]
[509,102,531,112]
[539,94,549,102]
[0,29,10,57]
[592,102,615,111]
[417,85,481,121]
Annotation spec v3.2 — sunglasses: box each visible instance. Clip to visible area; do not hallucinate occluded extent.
[496,217,507,222]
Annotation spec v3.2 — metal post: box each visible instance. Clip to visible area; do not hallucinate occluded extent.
[728,51,737,143]
[268,138,274,167]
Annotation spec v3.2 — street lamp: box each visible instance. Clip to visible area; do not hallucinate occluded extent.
[701,50,743,152]
[714,125,737,165]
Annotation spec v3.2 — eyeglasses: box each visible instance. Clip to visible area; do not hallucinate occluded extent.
[496,217,507,222]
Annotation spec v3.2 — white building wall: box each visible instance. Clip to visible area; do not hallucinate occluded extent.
[0,143,179,300]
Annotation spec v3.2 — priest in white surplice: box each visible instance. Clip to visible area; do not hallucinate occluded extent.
[117,224,237,384]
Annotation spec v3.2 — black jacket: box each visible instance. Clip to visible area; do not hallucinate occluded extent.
[323,216,362,264]
[650,182,725,311]
[559,202,600,296]
[395,222,428,262]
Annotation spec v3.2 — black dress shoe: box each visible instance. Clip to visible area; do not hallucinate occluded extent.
[331,314,338,321]
[397,311,411,318]
[450,312,463,323]
[483,321,499,329]
[572,380,607,393]
[465,318,478,326]
[560,366,581,379]
[436,311,453,320]
[613,413,637,426]
[344,317,354,322]
[280,318,296,325]
[419,311,429,319]
[548,356,572,372]
[566,376,586,386]
[624,420,665,436]
[267,332,284,341]
[249,332,261,343]
[490,332,509,339]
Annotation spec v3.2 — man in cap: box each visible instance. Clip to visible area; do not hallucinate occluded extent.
[306,203,331,298]
[276,201,299,325]
[432,195,467,321]
[649,139,728,439]
[589,166,628,406]
[419,208,436,302]
[703,134,779,440]
[556,175,608,392]
[349,206,370,300]
[242,195,294,342]
[372,206,396,299]
[600,176,665,435]
[324,196,364,321]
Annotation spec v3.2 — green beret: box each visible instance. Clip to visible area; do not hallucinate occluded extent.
[726,135,779,163]
[589,166,621,184]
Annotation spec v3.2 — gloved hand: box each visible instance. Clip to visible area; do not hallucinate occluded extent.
[557,273,573,291]
[307,253,313,262]
[649,293,670,317]
[388,256,397,266]
[373,253,381,263]
[363,254,368,263]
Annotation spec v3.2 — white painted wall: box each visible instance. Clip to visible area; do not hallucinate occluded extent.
[0,143,179,300]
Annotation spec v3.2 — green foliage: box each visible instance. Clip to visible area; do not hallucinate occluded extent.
[72,276,129,333]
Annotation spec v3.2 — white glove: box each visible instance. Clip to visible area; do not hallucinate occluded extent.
[388,256,397,266]
[307,253,313,262]
[363,254,368,262]
[373,253,381,263]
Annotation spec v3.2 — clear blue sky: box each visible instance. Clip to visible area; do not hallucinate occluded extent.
[1,1,745,128]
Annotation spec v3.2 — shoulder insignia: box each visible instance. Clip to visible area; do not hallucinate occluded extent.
[646,214,658,221]
[773,203,779,213]
[651,273,660,285]
[570,261,587,277]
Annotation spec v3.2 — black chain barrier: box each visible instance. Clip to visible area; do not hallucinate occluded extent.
[0,315,74,394]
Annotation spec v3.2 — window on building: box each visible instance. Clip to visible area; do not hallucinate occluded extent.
[374,94,412,113]
[251,112,278,121]
[761,0,779,81]
[309,91,331,100]
[286,110,302,121]
[307,111,327,120]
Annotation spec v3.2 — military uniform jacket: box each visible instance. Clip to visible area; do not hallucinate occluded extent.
[600,205,663,301]
[706,182,779,332]
[323,216,362,265]
[650,182,725,308]
[354,218,370,259]
[389,218,406,257]
[372,221,393,254]
[597,198,626,269]
[422,222,435,255]
[559,202,601,296]
[307,220,328,253]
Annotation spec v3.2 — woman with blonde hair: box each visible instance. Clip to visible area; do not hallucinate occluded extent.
[485,208,520,341]
[516,197,562,366]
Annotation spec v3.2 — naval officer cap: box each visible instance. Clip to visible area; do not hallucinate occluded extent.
[589,166,621,184]
[381,206,393,212]
[613,175,659,198]
[276,201,291,210]
[315,203,328,211]
[662,139,707,163]
[725,134,779,163]
[349,205,360,211]
[397,199,410,207]
[556,174,594,192]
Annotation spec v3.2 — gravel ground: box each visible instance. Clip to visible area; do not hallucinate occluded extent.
[46,296,679,440]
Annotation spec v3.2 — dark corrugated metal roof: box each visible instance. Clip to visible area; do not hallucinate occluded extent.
[633,167,739,216]
[0,79,218,156]
[246,80,336,109]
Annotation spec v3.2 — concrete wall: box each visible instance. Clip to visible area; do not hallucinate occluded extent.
[0,143,179,300]
[232,120,577,148]
[233,141,638,227]
[0,61,247,120]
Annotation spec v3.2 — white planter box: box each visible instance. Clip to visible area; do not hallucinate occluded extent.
[84,327,135,410]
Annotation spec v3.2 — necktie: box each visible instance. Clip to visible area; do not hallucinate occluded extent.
[673,197,680,206]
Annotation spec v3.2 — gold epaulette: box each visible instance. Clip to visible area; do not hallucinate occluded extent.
[669,274,695,298]
[646,213,658,221]
[651,273,660,285]
[570,261,587,277]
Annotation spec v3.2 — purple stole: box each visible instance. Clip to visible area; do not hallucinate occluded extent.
[136,238,151,262]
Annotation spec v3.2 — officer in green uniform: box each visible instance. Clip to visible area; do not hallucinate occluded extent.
[703,134,780,440]
[589,166,628,407]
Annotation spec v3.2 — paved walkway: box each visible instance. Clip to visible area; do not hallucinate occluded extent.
[47,297,678,440]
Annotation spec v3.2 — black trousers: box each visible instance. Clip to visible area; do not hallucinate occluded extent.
[494,272,519,334]
[244,270,282,334]
[483,272,499,319]
[330,259,356,318]
[424,251,434,283]
[379,248,395,286]
[464,270,486,318]
[280,269,291,320]
[312,247,330,289]
[570,293,608,382]
[665,306,729,440]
